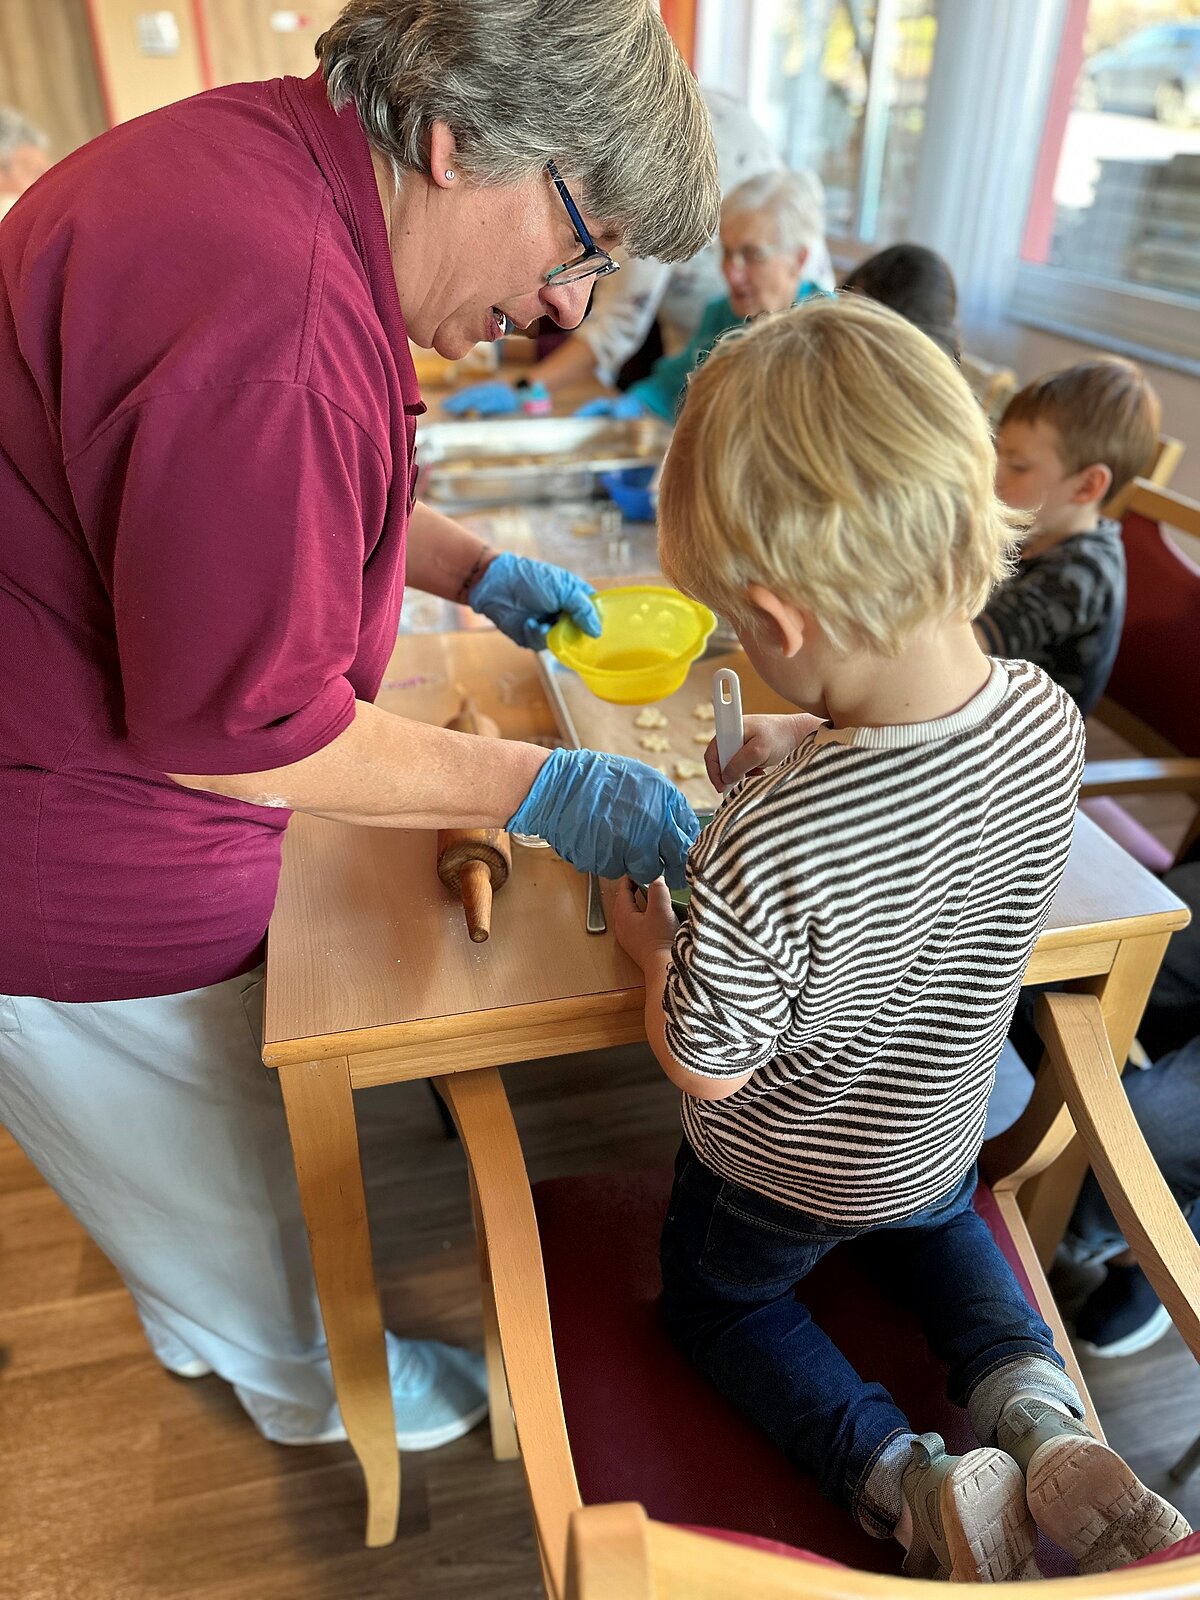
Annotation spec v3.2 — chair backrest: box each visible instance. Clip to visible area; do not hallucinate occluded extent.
[1105,435,1186,519]
[564,1503,1200,1599]
[960,350,1017,426]
[1099,480,1200,758]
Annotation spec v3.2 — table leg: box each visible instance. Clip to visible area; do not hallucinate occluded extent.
[467,1167,520,1462]
[278,1054,399,1547]
[1020,932,1172,1268]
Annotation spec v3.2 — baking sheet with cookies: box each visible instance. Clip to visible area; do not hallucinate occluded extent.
[539,648,759,815]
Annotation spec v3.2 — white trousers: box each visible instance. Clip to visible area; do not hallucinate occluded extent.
[0,966,404,1441]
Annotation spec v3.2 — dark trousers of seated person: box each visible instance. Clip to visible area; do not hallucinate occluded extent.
[659,1140,1068,1538]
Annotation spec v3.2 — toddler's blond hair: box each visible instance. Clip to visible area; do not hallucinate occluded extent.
[658,295,1023,657]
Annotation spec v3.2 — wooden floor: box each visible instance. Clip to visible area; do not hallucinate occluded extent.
[2,751,1196,1600]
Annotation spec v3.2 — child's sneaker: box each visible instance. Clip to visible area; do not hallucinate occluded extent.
[1074,1263,1173,1358]
[900,1432,1038,1581]
[997,1398,1191,1572]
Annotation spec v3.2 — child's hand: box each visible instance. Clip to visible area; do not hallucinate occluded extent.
[704,712,826,791]
[611,877,679,970]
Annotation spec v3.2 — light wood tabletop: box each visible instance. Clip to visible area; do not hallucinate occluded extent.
[263,627,1190,1550]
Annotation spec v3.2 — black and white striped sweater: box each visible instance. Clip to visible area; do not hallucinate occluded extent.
[664,658,1086,1225]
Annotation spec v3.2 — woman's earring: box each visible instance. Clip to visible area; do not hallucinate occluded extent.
[444,169,456,181]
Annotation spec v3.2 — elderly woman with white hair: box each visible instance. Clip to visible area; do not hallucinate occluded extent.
[579,168,829,422]
[0,106,51,218]
[0,0,716,1453]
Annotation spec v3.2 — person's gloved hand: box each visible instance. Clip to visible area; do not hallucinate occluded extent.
[508,748,699,889]
[442,380,520,417]
[575,392,649,420]
[468,552,601,650]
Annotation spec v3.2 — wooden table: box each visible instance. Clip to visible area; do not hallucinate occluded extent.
[262,629,1190,1547]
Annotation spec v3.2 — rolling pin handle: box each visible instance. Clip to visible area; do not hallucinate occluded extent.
[457,857,495,943]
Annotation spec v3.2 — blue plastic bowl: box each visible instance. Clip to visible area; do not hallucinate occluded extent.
[599,466,657,522]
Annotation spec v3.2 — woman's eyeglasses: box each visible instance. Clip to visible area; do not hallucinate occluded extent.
[545,160,620,286]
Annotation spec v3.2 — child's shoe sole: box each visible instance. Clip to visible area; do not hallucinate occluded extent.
[1025,1435,1192,1573]
[940,1450,1040,1582]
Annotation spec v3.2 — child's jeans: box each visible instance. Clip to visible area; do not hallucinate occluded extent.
[659,1140,1068,1537]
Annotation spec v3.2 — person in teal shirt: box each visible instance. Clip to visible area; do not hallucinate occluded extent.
[579,168,830,423]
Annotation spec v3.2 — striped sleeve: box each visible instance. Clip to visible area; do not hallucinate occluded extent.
[662,870,809,1078]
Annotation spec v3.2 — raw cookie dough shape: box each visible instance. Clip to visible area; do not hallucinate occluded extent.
[639,733,671,753]
[673,758,707,780]
[692,702,716,722]
[634,708,669,729]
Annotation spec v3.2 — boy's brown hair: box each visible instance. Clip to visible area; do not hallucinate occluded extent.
[1000,357,1160,501]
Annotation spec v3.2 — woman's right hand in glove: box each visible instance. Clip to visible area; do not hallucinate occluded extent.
[507,747,699,889]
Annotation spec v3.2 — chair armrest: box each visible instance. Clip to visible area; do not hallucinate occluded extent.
[440,1068,581,1596]
[1081,758,1200,798]
[1035,993,1200,1365]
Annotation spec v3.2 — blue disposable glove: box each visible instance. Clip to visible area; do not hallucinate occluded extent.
[442,380,520,417]
[508,747,699,889]
[575,392,649,420]
[469,552,602,651]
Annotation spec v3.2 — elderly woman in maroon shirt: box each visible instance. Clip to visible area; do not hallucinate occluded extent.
[0,0,717,1451]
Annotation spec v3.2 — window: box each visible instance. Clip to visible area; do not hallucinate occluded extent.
[1014,0,1200,370]
[742,0,937,246]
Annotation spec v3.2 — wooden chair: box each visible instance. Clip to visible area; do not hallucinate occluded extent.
[443,991,1200,1597]
[1081,480,1200,871]
[563,1504,1200,1599]
[960,350,1018,427]
[1104,436,1186,520]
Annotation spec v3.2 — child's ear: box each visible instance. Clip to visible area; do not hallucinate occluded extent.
[1072,461,1113,508]
[745,584,806,658]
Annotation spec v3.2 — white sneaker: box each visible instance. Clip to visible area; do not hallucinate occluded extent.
[163,1356,214,1379]
[272,1340,489,1451]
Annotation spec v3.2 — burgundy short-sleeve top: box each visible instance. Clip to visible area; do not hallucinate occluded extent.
[0,71,423,1000]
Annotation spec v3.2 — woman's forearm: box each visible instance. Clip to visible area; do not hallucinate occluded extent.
[404,500,495,604]
[169,698,550,829]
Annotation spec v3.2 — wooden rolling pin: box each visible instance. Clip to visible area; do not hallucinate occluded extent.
[436,697,511,943]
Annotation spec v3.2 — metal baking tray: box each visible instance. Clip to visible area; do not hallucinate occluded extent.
[415,415,671,509]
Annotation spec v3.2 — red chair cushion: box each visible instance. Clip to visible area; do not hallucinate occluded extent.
[679,1523,1200,1574]
[1128,1529,1200,1568]
[534,1169,1074,1578]
[1081,797,1176,874]
[679,1525,845,1566]
[1109,512,1200,756]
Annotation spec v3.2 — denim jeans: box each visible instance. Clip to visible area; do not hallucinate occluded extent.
[659,1141,1065,1535]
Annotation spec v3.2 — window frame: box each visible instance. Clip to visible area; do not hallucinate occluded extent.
[1008,0,1200,374]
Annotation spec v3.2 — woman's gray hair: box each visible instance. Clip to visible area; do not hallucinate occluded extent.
[317,0,719,263]
[0,107,49,164]
[721,169,827,257]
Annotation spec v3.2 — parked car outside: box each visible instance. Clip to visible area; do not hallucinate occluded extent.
[1078,21,1200,127]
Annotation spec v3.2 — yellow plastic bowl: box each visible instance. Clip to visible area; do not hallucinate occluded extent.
[547,585,716,704]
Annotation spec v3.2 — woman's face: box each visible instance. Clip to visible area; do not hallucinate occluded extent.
[720,211,809,320]
[377,145,616,359]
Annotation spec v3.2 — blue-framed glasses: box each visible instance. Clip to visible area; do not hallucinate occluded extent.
[545,160,620,286]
